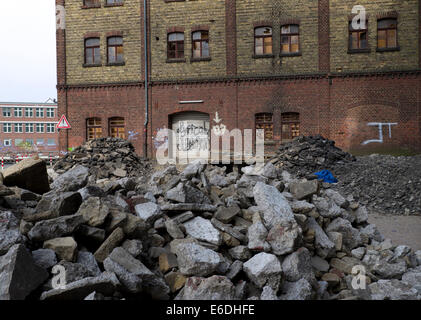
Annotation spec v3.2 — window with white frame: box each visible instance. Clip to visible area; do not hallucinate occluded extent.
[36,108,44,118]
[46,108,55,118]
[2,108,11,117]
[36,123,45,133]
[3,123,12,133]
[46,123,55,133]
[14,107,23,117]
[47,138,56,146]
[3,139,11,147]
[25,107,34,117]
[15,123,23,133]
[36,139,44,145]
[25,123,34,133]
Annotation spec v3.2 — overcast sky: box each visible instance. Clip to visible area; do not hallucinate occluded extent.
[0,1,57,103]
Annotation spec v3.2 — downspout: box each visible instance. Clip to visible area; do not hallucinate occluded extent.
[143,0,149,158]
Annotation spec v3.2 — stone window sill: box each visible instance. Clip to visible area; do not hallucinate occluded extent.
[376,46,400,52]
[83,63,102,68]
[81,4,101,9]
[166,58,186,63]
[280,52,302,57]
[190,57,211,63]
[348,48,371,54]
[106,62,126,66]
[252,54,275,59]
[104,3,124,7]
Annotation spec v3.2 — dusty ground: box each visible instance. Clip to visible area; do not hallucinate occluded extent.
[368,213,421,251]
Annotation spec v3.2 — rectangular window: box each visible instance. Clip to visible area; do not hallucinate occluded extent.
[3,123,12,133]
[46,108,55,118]
[83,0,100,7]
[192,31,210,58]
[109,117,125,139]
[106,0,123,4]
[349,21,368,50]
[377,18,398,49]
[47,139,56,146]
[85,38,101,65]
[167,32,185,59]
[255,27,273,55]
[281,113,300,141]
[26,139,34,146]
[3,139,11,147]
[25,107,33,117]
[14,123,23,133]
[25,123,34,133]
[255,113,273,140]
[15,139,23,146]
[36,108,44,118]
[281,25,300,54]
[2,107,11,117]
[108,37,124,64]
[46,123,55,133]
[87,118,102,140]
[36,123,45,133]
[36,139,44,146]
[14,107,23,117]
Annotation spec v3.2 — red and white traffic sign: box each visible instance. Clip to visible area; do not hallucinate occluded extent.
[56,114,71,129]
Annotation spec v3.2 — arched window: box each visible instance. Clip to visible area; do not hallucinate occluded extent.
[281,25,300,53]
[109,117,125,139]
[87,118,102,140]
[255,113,273,140]
[281,112,300,141]
[377,18,397,49]
[167,32,184,59]
[254,27,273,55]
[192,31,209,58]
[107,36,124,64]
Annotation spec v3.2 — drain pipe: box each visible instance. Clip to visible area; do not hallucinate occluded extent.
[143,0,149,158]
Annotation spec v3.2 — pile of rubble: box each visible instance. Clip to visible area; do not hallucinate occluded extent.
[332,154,421,215]
[269,135,356,176]
[53,138,152,181]
[0,152,420,300]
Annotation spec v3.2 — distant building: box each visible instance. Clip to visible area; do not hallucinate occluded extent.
[0,102,59,157]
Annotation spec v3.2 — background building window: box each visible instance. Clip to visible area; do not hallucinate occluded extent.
[167,32,184,59]
[47,139,56,146]
[46,123,55,133]
[46,108,55,118]
[15,139,23,146]
[26,139,34,145]
[281,25,300,53]
[107,36,124,64]
[106,0,123,5]
[109,117,125,139]
[377,18,397,49]
[349,21,368,50]
[2,107,11,117]
[192,31,209,58]
[85,38,101,65]
[3,139,11,147]
[255,113,273,140]
[25,123,34,133]
[14,107,22,117]
[255,27,273,55]
[25,107,33,117]
[3,123,12,133]
[87,118,102,140]
[36,108,44,118]
[36,123,44,133]
[14,123,23,133]
[36,139,44,145]
[281,112,300,141]
[83,0,100,7]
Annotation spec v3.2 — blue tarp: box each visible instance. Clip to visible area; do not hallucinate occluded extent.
[314,170,338,183]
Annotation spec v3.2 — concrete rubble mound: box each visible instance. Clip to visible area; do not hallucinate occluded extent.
[269,135,356,176]
[53,137,152,180]
[0,139,420,300]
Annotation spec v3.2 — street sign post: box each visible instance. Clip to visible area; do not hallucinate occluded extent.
[57,115,71,129]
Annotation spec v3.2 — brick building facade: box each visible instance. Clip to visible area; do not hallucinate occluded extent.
[0,102,59,157]
[56,0,421,160]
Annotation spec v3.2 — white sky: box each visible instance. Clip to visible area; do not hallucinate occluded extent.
[0,1,57,103]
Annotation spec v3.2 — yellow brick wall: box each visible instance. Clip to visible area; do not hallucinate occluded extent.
[149,0,227,81]
[330,0,419,72]
[65,0,142,85]
[236,0,320,76]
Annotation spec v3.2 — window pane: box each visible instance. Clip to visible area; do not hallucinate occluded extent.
[86,49,93,64]
[86,38,99,47]
[94,48,100,63]
[281,35,289,44]
[291,43,299,53]
[387,29,397,47]
[202,41,209,57]
[255,43,263,55]
[378,18,397,29]
[282,44,290,52]
[290,25,299,33]
[264,37,272,54]
[351,32,358,49]
[192,32,201,40]
[360,32,367,48]
[201,32,209,40]
[169,33,183,42]
[193,42,201,57]
[108,37,122,45]
[108,47,116,62]
[378,30,386,48]
[255,27,272,36]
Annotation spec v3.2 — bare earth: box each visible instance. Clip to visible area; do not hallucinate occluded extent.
[368,213,421,251]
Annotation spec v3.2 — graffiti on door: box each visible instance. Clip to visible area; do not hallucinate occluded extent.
[177,121,209,152]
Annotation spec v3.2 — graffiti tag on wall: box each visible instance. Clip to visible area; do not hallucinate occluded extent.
[361,122,398,145]
[212,112,226,136]
[177,121,209,152]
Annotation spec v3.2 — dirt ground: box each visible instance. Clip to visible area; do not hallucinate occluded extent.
[368,213,421,251]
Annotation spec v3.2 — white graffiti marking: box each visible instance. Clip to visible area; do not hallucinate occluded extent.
[362,122,397,145]
[212,112,227,136]
[351,5,366,30]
